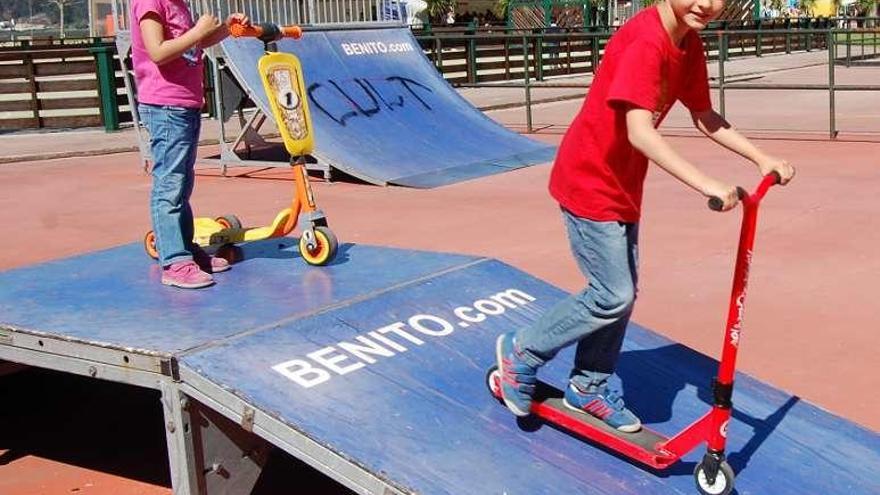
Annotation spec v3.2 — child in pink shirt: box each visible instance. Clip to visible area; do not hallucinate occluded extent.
[131,0,248,288]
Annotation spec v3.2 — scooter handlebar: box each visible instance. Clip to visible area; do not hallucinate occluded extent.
[228,21,302,42]
[708,171,781,211]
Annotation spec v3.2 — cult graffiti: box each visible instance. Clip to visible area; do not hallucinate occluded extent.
[307,76,434,126]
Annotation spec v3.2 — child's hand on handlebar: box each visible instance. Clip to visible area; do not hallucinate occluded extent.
[226,13,251,28]
[756,155,795,185]
[703,179,740,212]
[194,13,222,37]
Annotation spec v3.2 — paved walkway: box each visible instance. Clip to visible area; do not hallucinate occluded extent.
[0,51,832,165]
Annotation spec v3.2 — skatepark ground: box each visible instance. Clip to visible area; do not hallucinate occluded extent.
[0,51,878,493]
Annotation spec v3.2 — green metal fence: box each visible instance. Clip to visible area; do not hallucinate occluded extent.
[1,18,878,132]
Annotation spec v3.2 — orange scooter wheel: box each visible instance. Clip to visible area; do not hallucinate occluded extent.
[300,226,338,266]
[143,231,159,260]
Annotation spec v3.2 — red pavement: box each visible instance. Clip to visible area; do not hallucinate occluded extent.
[1,58,878,494]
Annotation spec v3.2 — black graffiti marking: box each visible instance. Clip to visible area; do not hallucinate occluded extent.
[385,76,432,110]
[307,82,357,126]
[360,79,404,111]
[307,76,434,127]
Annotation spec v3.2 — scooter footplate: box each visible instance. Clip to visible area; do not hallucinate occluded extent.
[533,381,669,456]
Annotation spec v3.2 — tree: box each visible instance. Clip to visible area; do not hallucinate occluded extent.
[854,0,878,16]
[425,0,456,21]
[45,0,82,37]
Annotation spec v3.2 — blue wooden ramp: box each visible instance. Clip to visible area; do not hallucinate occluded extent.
[0,240,878,494]
[220,28,556,187]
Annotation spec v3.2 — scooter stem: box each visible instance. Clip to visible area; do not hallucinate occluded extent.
[708,171,780,452]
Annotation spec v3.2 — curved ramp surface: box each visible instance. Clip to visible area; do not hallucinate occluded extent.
[1,241,878,494]
[221,28,556,187]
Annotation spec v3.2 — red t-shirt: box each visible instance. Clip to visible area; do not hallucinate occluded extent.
[548,7,712,222]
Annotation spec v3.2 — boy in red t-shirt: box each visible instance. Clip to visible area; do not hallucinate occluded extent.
[496,0,795,431]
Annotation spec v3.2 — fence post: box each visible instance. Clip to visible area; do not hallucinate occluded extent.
[846,27,852,66]
[756,18,762,57]
[827,29,837,139]
[467,23,477,84]
[806,18,813,52]
[535,32,544,81]
[522,35,533,133]
[590,31,600,73]
[718,31,726,119]
[90,43,120,132]
[435,36,444,73]
[785,17,791,53]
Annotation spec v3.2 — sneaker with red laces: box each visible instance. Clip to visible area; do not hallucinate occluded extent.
[495,332,538,417]
[192,247,231,273]
[162,260,214,289]
[563,382,642,433]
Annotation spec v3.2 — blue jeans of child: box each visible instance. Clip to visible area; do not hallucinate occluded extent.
[515,208,639,392]
[139,104,201,267]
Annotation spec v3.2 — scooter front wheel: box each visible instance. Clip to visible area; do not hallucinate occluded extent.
[143,231,159,260]
[300,226,338,266]
[694,459,734,495]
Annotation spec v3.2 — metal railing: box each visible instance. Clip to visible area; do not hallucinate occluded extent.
[190,0,405,26]
[448,28,880,139]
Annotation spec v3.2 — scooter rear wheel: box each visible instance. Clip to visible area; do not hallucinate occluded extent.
[485,366,502,400]
[215,215,242,230]
[300,226,338,266]
[143,231,159,260]
[694,459,734,495]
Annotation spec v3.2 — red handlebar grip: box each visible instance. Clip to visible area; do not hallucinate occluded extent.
[228,22,258,38]
[281,25,303,39]
[228,21,302,40]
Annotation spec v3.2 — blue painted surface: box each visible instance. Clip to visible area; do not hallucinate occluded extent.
[221,28,556,187]
[0,240,477,353]
[181,259,880,495]
[2,245,879,494]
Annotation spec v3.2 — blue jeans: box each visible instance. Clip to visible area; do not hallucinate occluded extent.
[139,104,201,267]
[515,208,639,392]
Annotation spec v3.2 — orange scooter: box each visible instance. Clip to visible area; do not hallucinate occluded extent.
[144,21,338,266]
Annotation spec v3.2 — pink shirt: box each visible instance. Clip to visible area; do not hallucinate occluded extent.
[131,0,204,109]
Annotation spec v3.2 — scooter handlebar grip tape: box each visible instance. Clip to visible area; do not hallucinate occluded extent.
[707,187,748,211]
[281,26,303,39]
[228,22,251,37]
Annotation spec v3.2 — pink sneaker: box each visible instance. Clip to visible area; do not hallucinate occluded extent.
[192,247,231,274]
[162,260,214,289]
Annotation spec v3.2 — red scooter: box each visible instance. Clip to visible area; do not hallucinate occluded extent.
[487,172,782,495]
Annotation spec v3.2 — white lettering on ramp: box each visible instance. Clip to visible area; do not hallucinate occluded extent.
[272,289,536,388]
[340,41,415,56]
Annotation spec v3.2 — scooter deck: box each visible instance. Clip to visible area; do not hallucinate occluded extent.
[488,369,677,468]
[531,381,668,455]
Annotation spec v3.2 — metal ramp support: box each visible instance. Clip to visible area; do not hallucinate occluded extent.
[0,341,274,495]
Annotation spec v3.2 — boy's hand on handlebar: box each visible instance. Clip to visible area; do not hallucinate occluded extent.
[756,155,795,185]
[703,179,739,212]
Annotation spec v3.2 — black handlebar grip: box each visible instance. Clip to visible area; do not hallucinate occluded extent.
[769,170,782,184]
[708,187,748,211]
[258,23,282,43]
